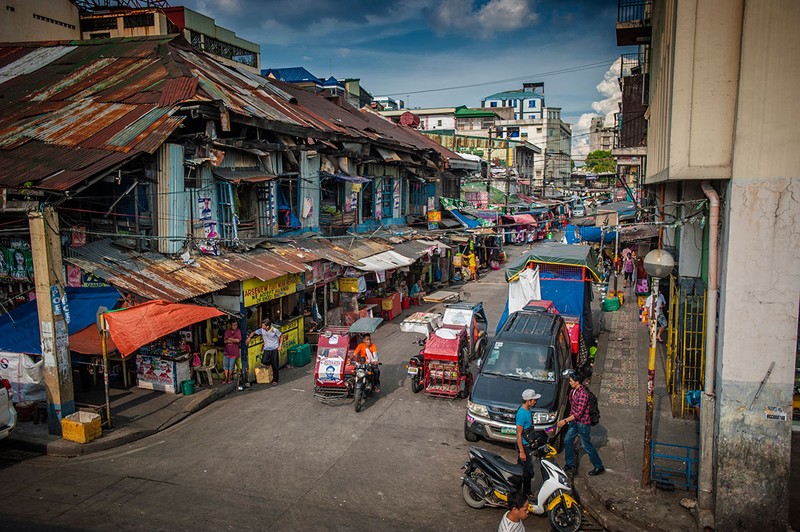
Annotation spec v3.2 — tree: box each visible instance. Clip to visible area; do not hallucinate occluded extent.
[584,150,615,173]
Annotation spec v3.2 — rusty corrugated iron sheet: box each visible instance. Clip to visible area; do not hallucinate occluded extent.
[64,240,310,302]
[289,238,364,267]
[0,35,454,192]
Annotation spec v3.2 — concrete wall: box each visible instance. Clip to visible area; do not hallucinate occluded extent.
[712,1,800,528]
[1,0,80,42]
[647,0,743,183]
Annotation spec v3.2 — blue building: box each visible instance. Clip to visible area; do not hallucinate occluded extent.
[481,82,545,121]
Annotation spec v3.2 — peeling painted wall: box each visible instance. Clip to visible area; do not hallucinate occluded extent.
[715,177,800,529]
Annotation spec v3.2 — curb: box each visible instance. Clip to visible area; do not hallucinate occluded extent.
[573,476,647,532]
[5,383,236,458]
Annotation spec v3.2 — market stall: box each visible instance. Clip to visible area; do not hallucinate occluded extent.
[102,301,223,397]
[242,272,306,377]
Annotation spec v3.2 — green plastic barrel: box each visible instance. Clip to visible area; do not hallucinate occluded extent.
[181,379,195,396]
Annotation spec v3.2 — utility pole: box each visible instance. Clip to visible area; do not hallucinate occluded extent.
[486,128,493,208]
[29,206,75,435]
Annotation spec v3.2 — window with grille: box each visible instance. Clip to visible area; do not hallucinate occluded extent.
[81,16,118,32]
[123,13,154,28]
[409,181,425,215]
[382,179,393,217]
[362,181,374,219]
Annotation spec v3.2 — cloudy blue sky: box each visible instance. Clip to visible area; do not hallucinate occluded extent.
[180,0,633,156]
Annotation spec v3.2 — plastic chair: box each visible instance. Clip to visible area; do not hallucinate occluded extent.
[195,349,218,386]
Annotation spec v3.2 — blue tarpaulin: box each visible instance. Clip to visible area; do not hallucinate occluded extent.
[0,287,120,354]
[578,225,617,243]
[448,209,481,229]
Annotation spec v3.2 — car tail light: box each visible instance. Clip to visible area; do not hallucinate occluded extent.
[1,378,11,398]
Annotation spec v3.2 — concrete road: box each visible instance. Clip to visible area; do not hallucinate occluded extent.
[0,247,559,531]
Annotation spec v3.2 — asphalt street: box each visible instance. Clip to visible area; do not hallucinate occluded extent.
[0,246,560,532]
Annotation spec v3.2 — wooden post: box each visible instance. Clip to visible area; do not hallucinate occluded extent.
[29,206,75,435]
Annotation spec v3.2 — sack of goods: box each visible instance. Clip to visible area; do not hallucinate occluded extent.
[255,365,273,384]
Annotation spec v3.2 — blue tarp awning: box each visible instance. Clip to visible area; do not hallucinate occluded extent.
[448,209,481,229]
[0,287,121,354]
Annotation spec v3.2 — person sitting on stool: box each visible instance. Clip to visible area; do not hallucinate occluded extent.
[409,279,426,304]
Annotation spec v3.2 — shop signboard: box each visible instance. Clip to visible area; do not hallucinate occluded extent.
[427,210,441,231]
[243,273,303,307]
[339,277,360,293]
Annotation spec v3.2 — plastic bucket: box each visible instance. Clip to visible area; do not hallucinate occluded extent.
[181,379,195,396]
[401,298,411,310]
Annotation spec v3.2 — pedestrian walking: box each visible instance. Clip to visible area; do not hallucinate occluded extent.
[558,371,604,476]
[526,230,535,250]
[247,318,283,386]
[630,250,638,290]
[222,320,241,384]
[516,388,542,496]
[645,291,668,342]
[498,491,530,532]
[623,252,634,289]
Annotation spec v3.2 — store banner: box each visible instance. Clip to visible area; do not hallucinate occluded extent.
[243,273,303,307]
[339,277,360,293]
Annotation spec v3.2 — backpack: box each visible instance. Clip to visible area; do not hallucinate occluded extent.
[586,387,600,426]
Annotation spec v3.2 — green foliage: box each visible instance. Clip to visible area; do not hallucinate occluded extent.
[584,150,615,173]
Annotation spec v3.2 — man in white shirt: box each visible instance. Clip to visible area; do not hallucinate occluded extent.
[247,318,283,386]
[645,292,667,342]
[498,491,530,532]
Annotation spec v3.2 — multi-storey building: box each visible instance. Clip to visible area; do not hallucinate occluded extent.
[481,82,545,120]
[80,4,260,73]
[589,116,614,153]
[616,1,800,529]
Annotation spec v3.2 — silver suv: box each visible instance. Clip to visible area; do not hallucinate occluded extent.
[0,378,17,440]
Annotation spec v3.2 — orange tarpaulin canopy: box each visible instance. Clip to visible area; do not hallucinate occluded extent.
[70,324,118,355]
[104,300,224,357]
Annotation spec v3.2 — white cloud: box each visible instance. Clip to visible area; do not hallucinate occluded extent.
[432,0,539,37]
[572,58,621,159]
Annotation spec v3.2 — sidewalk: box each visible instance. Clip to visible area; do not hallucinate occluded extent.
[4,380,236,457]
[573,281,700,531]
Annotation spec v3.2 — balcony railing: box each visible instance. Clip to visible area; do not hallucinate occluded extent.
[618,0,652,23]
[614,111,647,149]
[617,0,652,46]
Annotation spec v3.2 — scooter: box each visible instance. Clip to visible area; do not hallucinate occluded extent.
[461,432,582,532]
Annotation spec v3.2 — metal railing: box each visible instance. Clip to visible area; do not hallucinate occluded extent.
[620,53,641,78]
[618,0,652,24]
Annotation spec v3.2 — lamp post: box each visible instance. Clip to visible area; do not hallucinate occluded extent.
[641,248,674,487]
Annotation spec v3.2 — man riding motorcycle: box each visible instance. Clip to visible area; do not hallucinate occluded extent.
[353,333,380,393]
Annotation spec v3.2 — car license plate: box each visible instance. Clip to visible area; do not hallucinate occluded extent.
[407,367,418,375]
[500,426,516,435]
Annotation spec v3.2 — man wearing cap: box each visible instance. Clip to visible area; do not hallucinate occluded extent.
[557,371,605,476]
[516,388,541,496]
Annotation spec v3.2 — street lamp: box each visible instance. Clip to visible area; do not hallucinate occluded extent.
[641,249,675,486]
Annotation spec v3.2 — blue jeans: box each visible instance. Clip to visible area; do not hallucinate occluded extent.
[564,422,603,470]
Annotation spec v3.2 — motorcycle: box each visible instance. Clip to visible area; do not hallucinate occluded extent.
[353,360,380,413]
[461,432,582,532]
[407,337,426,394]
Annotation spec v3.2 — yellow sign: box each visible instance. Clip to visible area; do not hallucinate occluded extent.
[339,277,360,293]
[243,273,302,307]
[427,210,441,222]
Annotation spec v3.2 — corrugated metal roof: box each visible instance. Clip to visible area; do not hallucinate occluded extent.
[289,239,364,267]
[64,240,308,302]
[64,240,228,302]
[0,36,459,192]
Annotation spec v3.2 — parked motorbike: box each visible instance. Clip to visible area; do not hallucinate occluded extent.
[407,338,426,394]
[461,432,582,532]
[353,361,380,412]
